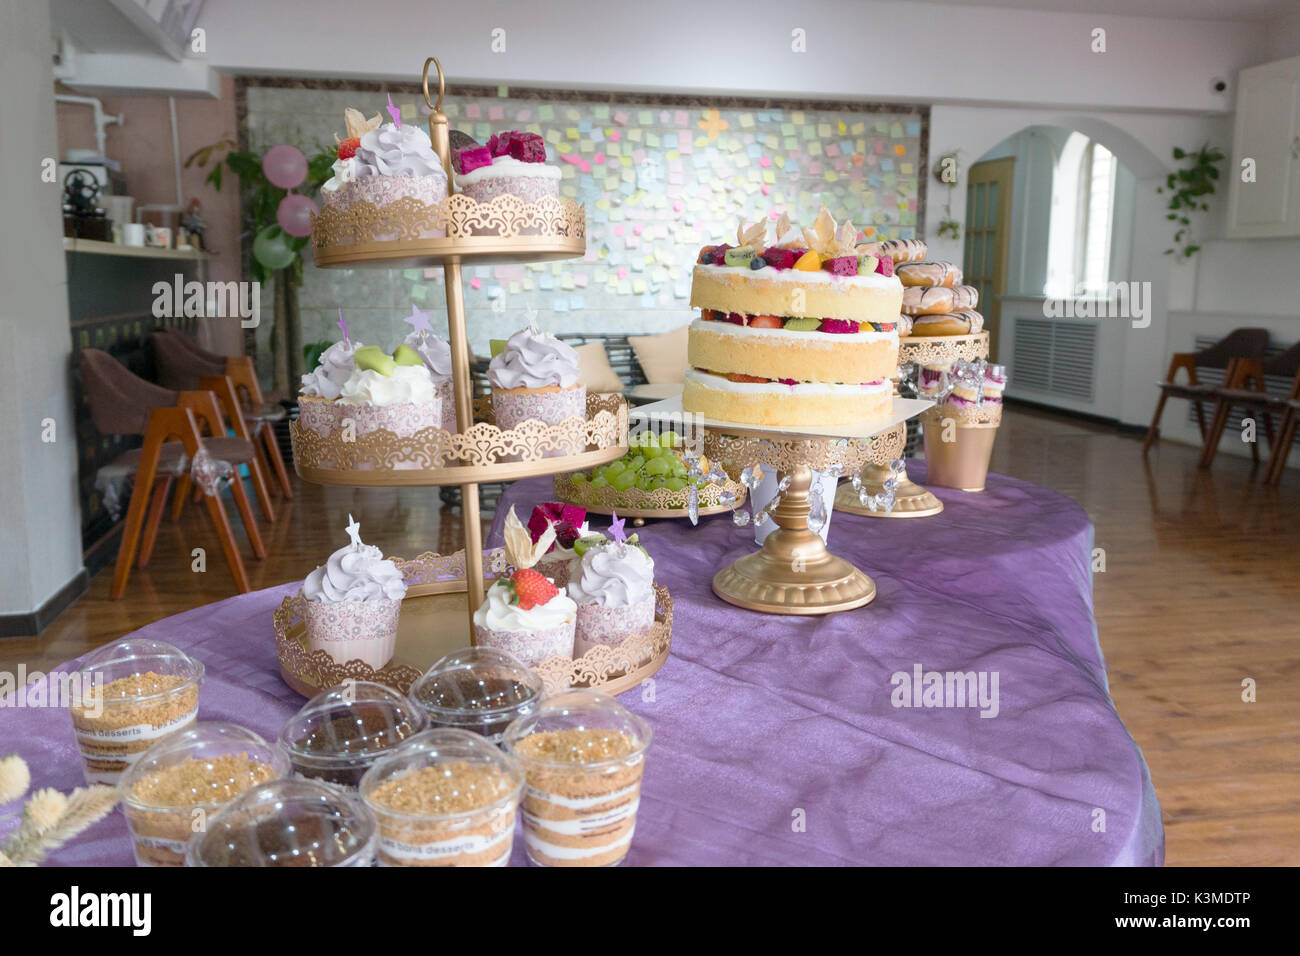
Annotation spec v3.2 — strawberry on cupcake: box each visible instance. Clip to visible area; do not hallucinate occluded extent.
[474,507,577,669]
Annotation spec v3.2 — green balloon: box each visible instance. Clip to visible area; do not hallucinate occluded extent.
[253,225,296,271]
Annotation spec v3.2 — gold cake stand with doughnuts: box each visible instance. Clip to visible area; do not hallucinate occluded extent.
[633,397,928,615]
[836,331,990,519]
[300,55,629,638]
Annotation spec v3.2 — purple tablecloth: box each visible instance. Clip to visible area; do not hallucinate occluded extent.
[2,463,1162,866]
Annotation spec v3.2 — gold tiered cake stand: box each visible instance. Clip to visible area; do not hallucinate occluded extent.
[836,331,990,519]
[287,57,656,694]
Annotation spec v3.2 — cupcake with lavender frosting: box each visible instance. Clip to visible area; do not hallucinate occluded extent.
[566,514,656,657]
[489,327,586,454]
[320,106,448,243]
[301,338,363,402]
[301,515,408,670]
[401,308,456,433]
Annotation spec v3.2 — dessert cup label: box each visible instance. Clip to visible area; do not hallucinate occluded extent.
[130,833,191,864]
[525,781,639,811]
[524,795,640,834]
[379,825,512,863]
[73,705,197,743]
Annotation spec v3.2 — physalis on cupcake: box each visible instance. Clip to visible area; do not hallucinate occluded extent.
[474,508,577,668]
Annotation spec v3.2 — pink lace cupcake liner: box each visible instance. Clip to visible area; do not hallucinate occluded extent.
[434,379,457,433]
[492,385,586,457]
[473,620,574,670]
[459,175,559,205]
[322,173,448,243]
[299,396,442,469]
[303,596,402,670]
[574,598,655,657]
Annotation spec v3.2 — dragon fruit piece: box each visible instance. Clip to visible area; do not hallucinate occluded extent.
[722,312,745,325]
[777,378,798,386]
[709,244,732,265]
[824,256,858,276]
[875,255,895,278]
[762,248,798,270]
[486,134,500,156]
[819,318,861,334]
[456,145,493,175]
[508,132,547,163]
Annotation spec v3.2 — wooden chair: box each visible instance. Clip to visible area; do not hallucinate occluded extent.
[150,329,293,501]
[78,349,266,597]
[1198,340,1300,471]
[1143,328,1270,454]
[1267,397,1300,484]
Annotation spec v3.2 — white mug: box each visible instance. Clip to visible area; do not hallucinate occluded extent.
[121,223,145,246]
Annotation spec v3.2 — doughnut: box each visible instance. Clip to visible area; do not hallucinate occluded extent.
[901,285,955,315]
[874,238,928,264]
[951,285,979,310]
[895,313,914,337]
[897,261,962,287]
[910,309,984,336]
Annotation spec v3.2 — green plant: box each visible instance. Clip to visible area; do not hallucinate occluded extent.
[937,219,961,240]
[1157,144,1223,258]
[303,340,333,372]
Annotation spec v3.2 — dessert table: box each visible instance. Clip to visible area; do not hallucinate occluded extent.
[3,463,1163,866]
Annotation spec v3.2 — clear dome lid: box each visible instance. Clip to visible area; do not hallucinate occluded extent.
[409,647,543,719]
[503,690,652,768]
[278,681,427,767]
[186,778,377,867]
[121,722,288,811]
[359,728,525,821]
[71,637,204,706]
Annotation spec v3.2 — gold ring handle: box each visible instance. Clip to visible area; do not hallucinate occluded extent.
[422,57,445,113]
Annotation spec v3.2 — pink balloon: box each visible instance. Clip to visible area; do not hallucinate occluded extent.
[263,145,307,189]
[276,193,319,237]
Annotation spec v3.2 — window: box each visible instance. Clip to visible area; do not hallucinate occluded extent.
[1046,134,1117,299]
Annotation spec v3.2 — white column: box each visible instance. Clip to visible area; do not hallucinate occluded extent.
[0,0,86,622]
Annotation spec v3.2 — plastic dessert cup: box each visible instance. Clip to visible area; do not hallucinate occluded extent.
[278,682,427,789]
[187,778,377,867]
[409,647,543,746]
[360,728,525,867]
[504,690,652,867]
[573,596,656,658]
[66,638,204,786]
[302,596,402,670]
[121,722,288,867]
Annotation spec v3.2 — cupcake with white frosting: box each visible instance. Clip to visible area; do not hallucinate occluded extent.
[302,515,408,670]
[298,322,442,469]
[453,131,560,206]
[565,516,656,657]
[402,327,456,433]
[474,508,577,671]
[489,327,586,455]
[320,106,448,244]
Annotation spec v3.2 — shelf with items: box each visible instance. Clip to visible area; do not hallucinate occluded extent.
[297,55,629,638]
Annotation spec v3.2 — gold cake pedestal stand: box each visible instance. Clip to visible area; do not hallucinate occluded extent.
[703,420,909,615]
[837,331,990,520]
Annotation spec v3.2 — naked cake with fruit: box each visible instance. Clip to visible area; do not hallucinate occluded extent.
[685,208,902,427]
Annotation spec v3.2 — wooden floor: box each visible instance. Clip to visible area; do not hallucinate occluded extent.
[5,405,1298,866]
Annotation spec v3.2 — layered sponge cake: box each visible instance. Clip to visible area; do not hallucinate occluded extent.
[684,209,902,427]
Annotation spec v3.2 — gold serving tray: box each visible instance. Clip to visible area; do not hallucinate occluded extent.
[274,549,673,698]
[291,393,629,488]
[898,331,991,365]
[552,471,746,521]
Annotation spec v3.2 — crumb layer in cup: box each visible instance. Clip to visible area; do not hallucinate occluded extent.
[68,672,200,784]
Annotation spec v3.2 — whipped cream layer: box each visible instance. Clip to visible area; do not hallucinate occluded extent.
[473,580,577,632]
[303,541,407,603]
[338,364,436,406]
[688,317,896,343]
[488,328,581,390]
[456,156,561,187]
[694,263,903,291]
[566,543,655,608]
[301,339,363,401]
[686,369,890,397]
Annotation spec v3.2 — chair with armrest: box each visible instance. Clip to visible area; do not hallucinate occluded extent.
[1142,328,1270,453]
[1267,396,1300,485]
[1198,340,1300,471]
[150,329,292,499]
[78,349,266,598]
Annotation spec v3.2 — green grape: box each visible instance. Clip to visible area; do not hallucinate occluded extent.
[659,430,680,448]
[571,473,588,484]
[664,477,686,491]
[612,470,638,491]
[625,455,645,473]
[604,460,625,478]
[644,457,671,476]
[668,457,688,477]
[642,444,664,460]
[649,476,668,490]
[590,474,609,488]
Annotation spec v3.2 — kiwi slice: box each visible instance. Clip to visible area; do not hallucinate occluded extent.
[573,534,607,557]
